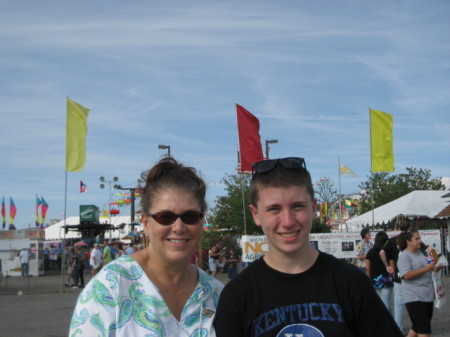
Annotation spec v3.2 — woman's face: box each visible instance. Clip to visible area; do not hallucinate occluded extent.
[408,232,422,250]
[142,188,204,265]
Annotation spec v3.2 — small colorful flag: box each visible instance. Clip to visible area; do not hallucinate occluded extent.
[80,181,87,193]
[9,197,17,229]
[344,200,359,208]
[35,195,42,227]
[339,164,357,177]
[1,196,5,229]
[40,196,49,229]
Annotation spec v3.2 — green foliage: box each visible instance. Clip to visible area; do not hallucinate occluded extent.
[311,217,332,233]
[358,167,445,214]
[201,232,241,252]
[210,173,262,235]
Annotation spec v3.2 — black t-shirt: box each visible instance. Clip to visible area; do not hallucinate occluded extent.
[214,252,403,337]
[385,236,401,283]
[227,253,239,268]
[366,247,393,288]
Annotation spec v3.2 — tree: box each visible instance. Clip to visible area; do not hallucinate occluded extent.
[210,173,262,235]
[358,167,445,214]
[311,217,331,233]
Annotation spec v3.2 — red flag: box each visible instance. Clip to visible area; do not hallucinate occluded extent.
[236,104,264,173]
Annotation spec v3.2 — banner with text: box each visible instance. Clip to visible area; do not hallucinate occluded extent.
[241,230,441,262]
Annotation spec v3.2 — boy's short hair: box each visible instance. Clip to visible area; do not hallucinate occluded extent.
[360,227,370,239]
[250,158,314,206]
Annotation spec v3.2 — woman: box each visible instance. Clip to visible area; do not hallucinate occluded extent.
[397,229,439,337]
[208,244,220,277]
[69,157,224,336]
[65,246,75,287]
[365,231,394,312]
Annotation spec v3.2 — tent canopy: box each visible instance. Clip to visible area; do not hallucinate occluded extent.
[346,190,450,227]
[44,215,138,240]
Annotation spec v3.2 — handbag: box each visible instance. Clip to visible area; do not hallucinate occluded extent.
[432,255,448,309]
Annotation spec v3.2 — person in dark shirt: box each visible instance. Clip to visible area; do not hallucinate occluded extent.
[214,157,403,337]
[365,231,394,313]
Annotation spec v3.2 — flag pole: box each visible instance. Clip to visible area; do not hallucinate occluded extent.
[369,108,375,228]
[62,97,69,293]
[338,157,342,228]
[61,169,68,293]
[237,149,247,235]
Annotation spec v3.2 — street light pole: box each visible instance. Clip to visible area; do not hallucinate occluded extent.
[158,144,171,157]
[265,139,278,159]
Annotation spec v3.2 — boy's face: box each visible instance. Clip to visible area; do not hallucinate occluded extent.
[250,185,316,260]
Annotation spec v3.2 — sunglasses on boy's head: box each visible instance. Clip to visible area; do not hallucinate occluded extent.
[147,210,204,226]
[252,157,307,177]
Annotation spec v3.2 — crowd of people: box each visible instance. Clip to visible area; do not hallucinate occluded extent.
[357,222,445,337]
[66,156,444,337]
[64,240,145,288]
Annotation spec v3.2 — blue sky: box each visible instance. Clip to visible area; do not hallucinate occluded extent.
[1,0,449,229]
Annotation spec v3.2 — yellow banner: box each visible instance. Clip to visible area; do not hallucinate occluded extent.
[370,108,394,172]
[66,98,90,172]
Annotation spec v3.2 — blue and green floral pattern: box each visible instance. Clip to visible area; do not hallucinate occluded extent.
[69,255,223,336]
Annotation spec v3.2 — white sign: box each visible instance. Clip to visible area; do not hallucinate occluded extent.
[241,230,441,262]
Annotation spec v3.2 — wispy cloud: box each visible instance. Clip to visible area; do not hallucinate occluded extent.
[1,0,449,227]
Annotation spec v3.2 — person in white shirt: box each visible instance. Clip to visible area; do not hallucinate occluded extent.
[89,243,103,275]
[19,249,30,277]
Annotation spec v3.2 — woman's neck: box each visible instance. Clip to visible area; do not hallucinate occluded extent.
[406,246,418,254]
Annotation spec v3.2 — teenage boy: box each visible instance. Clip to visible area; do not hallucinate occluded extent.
[214,157,403,337]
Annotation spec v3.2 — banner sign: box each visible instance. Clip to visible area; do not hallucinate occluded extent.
[241,230,441,262]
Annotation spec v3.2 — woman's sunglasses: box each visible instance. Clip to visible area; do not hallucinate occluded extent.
[147,210,204,226]
[252,157,307,177]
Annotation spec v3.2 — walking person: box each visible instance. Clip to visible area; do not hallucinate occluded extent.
[397,229,443,337]
[70,157,223,336]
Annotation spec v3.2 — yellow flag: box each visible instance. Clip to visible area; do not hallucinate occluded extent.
[66,98,90,172]
[370,108,394,172]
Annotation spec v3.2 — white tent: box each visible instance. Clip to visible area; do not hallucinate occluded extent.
[44,215,139,240]
[346,190,450,228]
